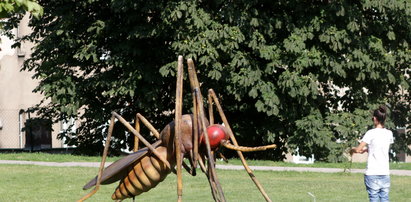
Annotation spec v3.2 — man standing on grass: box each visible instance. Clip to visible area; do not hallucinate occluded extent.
[351,106,394,202]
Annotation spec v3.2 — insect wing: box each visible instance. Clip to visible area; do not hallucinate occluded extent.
[83,140,161,190]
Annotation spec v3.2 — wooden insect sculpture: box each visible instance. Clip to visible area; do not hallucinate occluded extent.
[78,56,276,202]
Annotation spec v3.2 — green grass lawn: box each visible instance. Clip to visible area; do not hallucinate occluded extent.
[0,152,123,162]
[218,158,411,170]
[1,152,411,170]
[0,164,410,202]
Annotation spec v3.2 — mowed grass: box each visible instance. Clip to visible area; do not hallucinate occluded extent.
[1,152,411,170]
[0,164,410,202]
[218,158,411,170]
[0,152,123,162]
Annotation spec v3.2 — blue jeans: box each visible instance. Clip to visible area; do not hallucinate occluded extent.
[364,175,390,202]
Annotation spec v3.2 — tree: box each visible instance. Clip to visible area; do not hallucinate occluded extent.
[4,0,411,160]
[0,0,42,47]
[0,0,42,20]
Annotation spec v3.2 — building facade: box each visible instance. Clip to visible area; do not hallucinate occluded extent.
[0,15,67,150]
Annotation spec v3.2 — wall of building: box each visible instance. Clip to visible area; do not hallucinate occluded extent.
[0,14,64,149]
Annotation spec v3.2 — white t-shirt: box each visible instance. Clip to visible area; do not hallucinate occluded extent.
[361,128,394,175]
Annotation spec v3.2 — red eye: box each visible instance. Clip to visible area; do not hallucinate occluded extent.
[200,124,228,148]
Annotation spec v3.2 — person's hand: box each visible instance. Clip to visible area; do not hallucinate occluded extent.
[359,147,368,154]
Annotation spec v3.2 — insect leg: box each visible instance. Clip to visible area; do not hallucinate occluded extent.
[188,60,199,172]
[208,89,272,202]
[198,94,225,202]
[134,113,140,152]
[112,112,171,169]
[182,159,195,176]
[175,55,184,202]
[188,59,226,202]
[197,151,226,202]
[78,114,116,202]
[136,113,160,139]
[218,152,229,163]
[208,91,214,125]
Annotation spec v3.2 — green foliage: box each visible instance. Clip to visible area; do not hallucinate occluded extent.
[3,0,411,160]
[0,0,43,19]
[0,0,42,45]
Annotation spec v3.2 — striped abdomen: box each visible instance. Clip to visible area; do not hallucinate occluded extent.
[112,146,172,200]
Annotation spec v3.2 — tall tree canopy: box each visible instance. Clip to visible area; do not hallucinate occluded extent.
[0,0,42,44]
[5,0,411,161]
[0,0,42,19]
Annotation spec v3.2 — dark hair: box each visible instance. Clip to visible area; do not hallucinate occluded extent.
[373,105,387,124]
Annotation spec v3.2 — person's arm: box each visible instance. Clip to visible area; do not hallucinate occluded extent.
[350,141,368,155]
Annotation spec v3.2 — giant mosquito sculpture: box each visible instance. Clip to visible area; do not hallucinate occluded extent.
[78,56,276,202]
